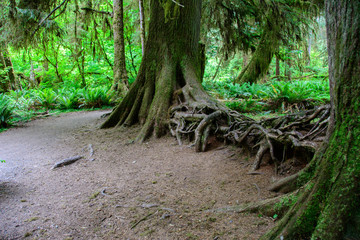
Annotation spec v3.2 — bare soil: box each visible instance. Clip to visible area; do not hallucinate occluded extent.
[0,110,279,240]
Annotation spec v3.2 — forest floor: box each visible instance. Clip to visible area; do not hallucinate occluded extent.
[0,110,281,240]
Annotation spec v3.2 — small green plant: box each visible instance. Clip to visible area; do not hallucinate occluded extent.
[0,94,14,128]
[80,86,114,108]
[56,88,82,109]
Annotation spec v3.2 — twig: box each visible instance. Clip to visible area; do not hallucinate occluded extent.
[31,0,68,37]
[130,212,154,229]
[81,7,113,17]
[171,0,184,7]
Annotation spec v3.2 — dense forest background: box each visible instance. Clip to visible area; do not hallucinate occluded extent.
[0,0,329,129]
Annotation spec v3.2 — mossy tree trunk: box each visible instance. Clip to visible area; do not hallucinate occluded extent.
[235,28,279,84]
[0,45,17,92]
[112,0,128,94]
[261,1,360,239]
[102,0,221,142]
[138,0,146,56]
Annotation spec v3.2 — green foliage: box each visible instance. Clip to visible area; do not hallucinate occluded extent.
[273,194,298,213]
[56,88,82,109]
[4,86,115,125]
[0,94,14,128]
[79,86,115,108]
[34,88,58,110]
[224,98,267,113]
[203,77,329,113]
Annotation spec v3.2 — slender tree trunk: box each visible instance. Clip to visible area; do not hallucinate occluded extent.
[275,56,280,76]
[242,51,248,69]
[262,1,360,239]
[303,38,311,66]
[307,34,311,64]
[235,28,279,84]
[285,58,292,81]
[139,0,146,56]
[112,0,128,95]
[102,0,222,142]
[74,0,86,88]
[30,61,36,87]
[43,58,49,81]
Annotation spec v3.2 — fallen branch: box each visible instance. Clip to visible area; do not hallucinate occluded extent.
[52,156,83,169]
[31,0,69,37]
[88,144,94,157]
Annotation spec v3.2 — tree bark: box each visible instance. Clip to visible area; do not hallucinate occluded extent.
[102,0,222,142]
[74,0,86,88]
[139,0,146,56]
[262,1,360,239]
[112,0,128,95]
[0,51,8,92]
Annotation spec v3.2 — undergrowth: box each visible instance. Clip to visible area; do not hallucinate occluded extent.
[0,86,116,129]
[203,78,329,114]
[0,94,14,128]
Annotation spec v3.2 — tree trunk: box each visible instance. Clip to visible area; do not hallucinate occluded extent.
[0,45,17,91]
[139,0,146,56]
[262,1,360,239]
[74,0,86,88]
[102,0,221,142]
[0,51,8,92]
[275,56,280,76]
[235,28,279,84]
[303,37,311,66]
[285,58,292,81]
[242,52,249,69]
[112,0,128,95]
[29,61,37,87]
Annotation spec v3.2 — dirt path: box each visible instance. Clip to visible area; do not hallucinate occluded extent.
[0,110,278,239]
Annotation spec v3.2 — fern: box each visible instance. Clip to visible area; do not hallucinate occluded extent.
[0,94,14,128]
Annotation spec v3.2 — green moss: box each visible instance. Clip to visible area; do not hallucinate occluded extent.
[160,0,181,23]
[297,161,316,188]
[273,194,298,213]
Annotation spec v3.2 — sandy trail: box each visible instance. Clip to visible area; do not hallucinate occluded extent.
[0,110,276,239]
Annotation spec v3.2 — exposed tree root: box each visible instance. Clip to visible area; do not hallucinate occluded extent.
[170,104,330,174]
[208,191,298,218]
[268,171,301,193]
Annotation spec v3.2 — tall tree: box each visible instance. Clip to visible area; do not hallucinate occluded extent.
[102,0,223,142]
[262,0,360,239]
[204,0,319,84]
[235,26,280,84]
[112,0,128,94]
